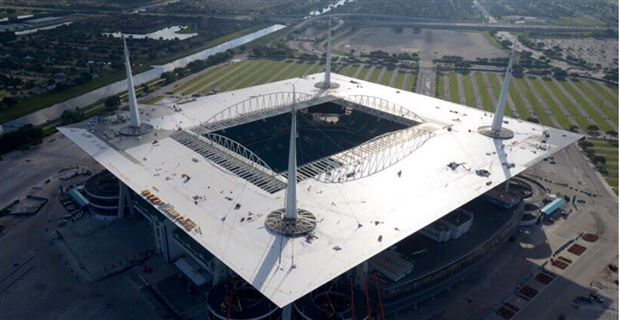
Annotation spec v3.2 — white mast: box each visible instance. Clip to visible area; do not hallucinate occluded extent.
[123,35,141,128]
[285,87,298,220]
[264,87,317,236]
[478,45,516,139]
[490,45,516,133]
[324,18,332,87]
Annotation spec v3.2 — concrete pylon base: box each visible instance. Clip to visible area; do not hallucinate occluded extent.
[478,125,514,139]
[119,123,153,136]
[314,81,340,89]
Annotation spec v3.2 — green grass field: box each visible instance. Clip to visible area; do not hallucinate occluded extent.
[379,69,395,86]
[357,66,372,80]
[435,70,618,192]
[368,67,382,83]
[339,64,360,77]
[507,81,530,120]
[514,78,554,126]
[448,73,460,103]
[560,80,612,131]
[589,82,618,108]
[145,96,164,104]
[404,73,416,92]
[463,74,477,108]
[436,74,446,98]
[396,71,408,91]
[272,61,308,81]
[572,80,618,127]
[530,78,571,129]
[172,59,421,99]
[544,79,591,130]
[473,73,494,111]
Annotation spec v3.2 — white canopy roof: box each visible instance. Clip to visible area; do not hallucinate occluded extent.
[60,73,581,307]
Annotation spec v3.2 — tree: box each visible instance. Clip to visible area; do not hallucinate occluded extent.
[161,71,177,84]
[587,124,600,132]
[593,155,607,164]
[0,124,44,155]
[578,140,593,148]
[61,109,84,125]
[552,68,568,80]
[1,96,17,107]
[606,130,618,137]
[104,95,121,111]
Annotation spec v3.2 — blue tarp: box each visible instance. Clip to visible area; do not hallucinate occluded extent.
[541,198,566,216]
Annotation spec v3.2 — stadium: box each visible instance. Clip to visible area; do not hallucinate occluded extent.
[59,36,581,319]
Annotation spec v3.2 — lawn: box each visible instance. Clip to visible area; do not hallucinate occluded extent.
[145,96,164,104]
[508,81,529,120]
[176,62,245,95]
[405,73,417,92]
[340,64,360,77]
[530,78,571,129]
[448,73,460,103]
[368,67,383,83]
[379,69,396,86]
[175,63,230,95]
[272,61,308,82]
[463,74,477,108]
[544,80,590,130]
[196,60,258,93]
[305,63,323,76]
[572,81,618,127]
[473,73,494,111]
[436,74,446,99]
[243,60,285,86]
[488,73,516,117]
[514,78,554,127]
[357,66,372,80]
[588,81,618,108]
[221,60,276,91]
[395,70,407,91]
[560,80,612,131]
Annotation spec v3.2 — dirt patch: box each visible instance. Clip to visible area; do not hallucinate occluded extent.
[334,27,508,59]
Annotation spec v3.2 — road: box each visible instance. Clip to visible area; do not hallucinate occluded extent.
[415,29,436,97]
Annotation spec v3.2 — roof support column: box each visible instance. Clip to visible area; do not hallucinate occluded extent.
[282,304,292,320]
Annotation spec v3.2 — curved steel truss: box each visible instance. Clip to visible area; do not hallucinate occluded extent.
[192,91,320,135]
[305,126,434,183]
[338,95,427,125]
[179,91,439,188]
[171,130,286,193]
[203,133,273,171]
